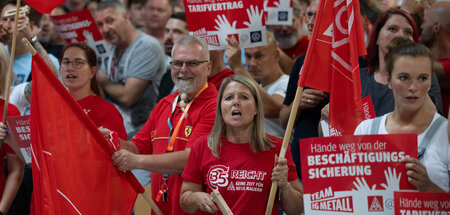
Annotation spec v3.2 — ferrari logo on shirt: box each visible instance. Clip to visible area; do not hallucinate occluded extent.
[185,126,192,137]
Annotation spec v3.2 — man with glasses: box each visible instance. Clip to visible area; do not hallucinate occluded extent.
[108,35,217,215]
[95,0,165,139]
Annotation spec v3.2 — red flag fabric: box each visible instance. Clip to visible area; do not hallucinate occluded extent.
[30,53,144,215]
[298,0,367,135]
[23,0,65,14]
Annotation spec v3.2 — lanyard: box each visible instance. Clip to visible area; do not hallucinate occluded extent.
[160,83,209,199]
[166,83,208,152]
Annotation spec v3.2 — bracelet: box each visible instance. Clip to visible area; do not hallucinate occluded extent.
[30,35,38,43]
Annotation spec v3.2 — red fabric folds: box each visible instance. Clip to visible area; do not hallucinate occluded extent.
[30,53,144,215]
[23,0,65,14]
[298,0,367,135]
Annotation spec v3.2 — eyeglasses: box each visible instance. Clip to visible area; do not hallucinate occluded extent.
[61,59,87,69]
[304,11,316,20]
[170,60,208,69]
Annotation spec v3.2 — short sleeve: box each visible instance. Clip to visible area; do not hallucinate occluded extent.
[182,136,207,184]
[131,116,153,154]
[353,119,372,135]
[185,99,216,148]
[286,145,298,182]
[283,56,305,105]
[4,144,15,155]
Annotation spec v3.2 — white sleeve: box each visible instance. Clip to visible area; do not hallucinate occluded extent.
[9,83,29,115]
[353,119,372,135]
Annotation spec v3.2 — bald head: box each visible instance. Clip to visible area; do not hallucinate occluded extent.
[266,32,278,52]
[429,2,450,33]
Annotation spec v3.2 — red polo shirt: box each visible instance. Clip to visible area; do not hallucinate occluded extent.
[132,84,217,215]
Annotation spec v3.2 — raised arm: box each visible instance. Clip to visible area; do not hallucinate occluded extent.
[225,37,284,118]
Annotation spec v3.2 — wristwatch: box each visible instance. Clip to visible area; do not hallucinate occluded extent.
[30,35,38,43]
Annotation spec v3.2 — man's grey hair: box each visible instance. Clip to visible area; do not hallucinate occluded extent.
[172,35,210,60]
[96,0,125,13]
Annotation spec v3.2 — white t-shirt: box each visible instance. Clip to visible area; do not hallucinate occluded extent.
[263,74,289,138]
[354,113,449,192]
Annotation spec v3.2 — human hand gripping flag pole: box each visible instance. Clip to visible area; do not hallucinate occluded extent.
[265,0,367,213]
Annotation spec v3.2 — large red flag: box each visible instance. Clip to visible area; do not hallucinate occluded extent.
[298,0,366,135]
[23,0,65,14]
[30,53,144,214]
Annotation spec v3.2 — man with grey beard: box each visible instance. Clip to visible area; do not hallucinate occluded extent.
[268,0,309,60]
[107,35,217,215]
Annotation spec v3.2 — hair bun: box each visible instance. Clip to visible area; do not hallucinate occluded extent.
[386,37,414,53]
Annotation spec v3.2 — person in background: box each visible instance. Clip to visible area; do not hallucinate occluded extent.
[362,8,442,116]
[354,38,449,193]
[95,0,165,139]
[0,43,25,215]
[1,0,60,85]
[180,75,303,214]
[421,1,450,117]
[86,0,99,14]
[38,6,66,59]
[60,43,127,140]
[268,0,309,74]
[143,0,172,43]
[66,0,86,13]
[127,0,147,29]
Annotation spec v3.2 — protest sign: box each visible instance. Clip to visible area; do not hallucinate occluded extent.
[394,191,450,215]
[265,0,293,25]
[183,0,267,50]
[6,115,31,164]
[301,134,418,214]
[51,9,109,57]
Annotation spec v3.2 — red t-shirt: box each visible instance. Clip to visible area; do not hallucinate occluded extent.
[438,58,449,117]
[0,99,20,198]
[131,84,217,215]
[182,135,298,215]
[77,95,127,140]
[208,68,234,90]
[281,35,309,59]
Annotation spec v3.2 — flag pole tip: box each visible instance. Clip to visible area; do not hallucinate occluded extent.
[22,38,37,56]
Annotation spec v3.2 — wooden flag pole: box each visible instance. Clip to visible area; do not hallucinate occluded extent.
[1,0,22,148]
[211,190,233,215]
[140,192,163,215]
[265,87,303,215]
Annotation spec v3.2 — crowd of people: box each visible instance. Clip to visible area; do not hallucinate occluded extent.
[0,0,449,214]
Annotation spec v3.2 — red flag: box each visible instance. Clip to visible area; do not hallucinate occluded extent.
[30,53,144,214]
[23,0,65,14]
[298,0,366,135]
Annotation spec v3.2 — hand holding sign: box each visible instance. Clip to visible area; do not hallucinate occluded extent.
[381,167,401,191]
[243,5,263,29]
[402,157,444,192]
